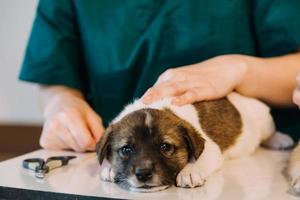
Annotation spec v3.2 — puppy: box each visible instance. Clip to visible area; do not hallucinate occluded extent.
[96,92,293,192]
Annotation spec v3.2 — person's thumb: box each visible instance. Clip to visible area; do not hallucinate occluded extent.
[86,110,105,143]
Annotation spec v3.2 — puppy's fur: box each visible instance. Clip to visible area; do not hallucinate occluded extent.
[97,92,292,192]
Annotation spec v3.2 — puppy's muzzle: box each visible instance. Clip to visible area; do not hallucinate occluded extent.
[133,159,154,183]
[135,167,153,182]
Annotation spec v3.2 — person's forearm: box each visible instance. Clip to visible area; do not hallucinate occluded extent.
[39,85,84,115]
[236,52,300,107]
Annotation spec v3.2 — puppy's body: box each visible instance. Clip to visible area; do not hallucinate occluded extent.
[97,92,281,191]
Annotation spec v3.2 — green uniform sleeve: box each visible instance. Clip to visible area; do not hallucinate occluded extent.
[19,0,84,91]
[254,0,300,57]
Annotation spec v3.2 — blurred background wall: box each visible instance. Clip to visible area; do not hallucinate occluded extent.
[0,0,42,160]
[0,0,42,125]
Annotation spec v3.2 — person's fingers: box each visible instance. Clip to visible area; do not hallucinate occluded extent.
[69,122,95,152]
[60,111,95,152]
[155,68,182,85]
[40,133,65,150]
[293,88,300,107]
[142,81,195,104]
[172,90,199,105]
[172,86,215,106]
[85,142,96,152]
[40,121,67,150]
[56,126,84,152]
[86,110,105,143]
[296,74,300,84]
[293,74,300,107]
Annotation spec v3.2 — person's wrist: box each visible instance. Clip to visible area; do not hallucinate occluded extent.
[213,54,249,78]
[214,54,249,89]
[232,55,260,95]
[51,86,84,100]
[43,90,84,118]
[293,74,300,107]
[227,54,249,82]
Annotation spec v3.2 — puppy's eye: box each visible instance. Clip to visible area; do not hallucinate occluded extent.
[120,145,133,156]
[160,143,172,152]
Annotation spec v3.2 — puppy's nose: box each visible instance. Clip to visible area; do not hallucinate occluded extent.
[135,169,153,182]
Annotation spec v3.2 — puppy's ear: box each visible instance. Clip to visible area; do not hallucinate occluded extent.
[179,125,205,160]
[96,125,113,165]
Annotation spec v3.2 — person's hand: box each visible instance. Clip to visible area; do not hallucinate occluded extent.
[293,74,300,107]
[40,86,104,152]
[142,55,248,106]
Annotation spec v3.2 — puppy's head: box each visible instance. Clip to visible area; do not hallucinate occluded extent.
[96,108,205,192]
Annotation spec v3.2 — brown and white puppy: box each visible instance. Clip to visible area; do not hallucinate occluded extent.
[96,92,293,192]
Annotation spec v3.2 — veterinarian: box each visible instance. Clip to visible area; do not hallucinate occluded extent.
[20,1,300,152]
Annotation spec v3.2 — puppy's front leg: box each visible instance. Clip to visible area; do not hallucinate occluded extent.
[176,141,223,188]
[100,159,116,182]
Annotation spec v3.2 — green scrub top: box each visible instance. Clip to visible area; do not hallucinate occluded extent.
[20,0,300,139]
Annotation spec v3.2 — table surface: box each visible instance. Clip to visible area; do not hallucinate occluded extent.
[0,148,299,200]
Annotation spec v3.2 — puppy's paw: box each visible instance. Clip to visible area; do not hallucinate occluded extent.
[262,131,294,150]
[100,165,116,182]
[289,177,300,196]
[286,142,300,196]
[176,164,206,188]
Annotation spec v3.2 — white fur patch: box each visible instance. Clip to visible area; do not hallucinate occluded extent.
[223,93,275,159]
[100,160,116,182]
[176,139,224,188]
[176,162,206,187]
[144,110,152,128]
[262,131,294,150]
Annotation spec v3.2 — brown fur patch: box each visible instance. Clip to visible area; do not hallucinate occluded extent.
[193,97,242,151]
[162,109,205,159]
